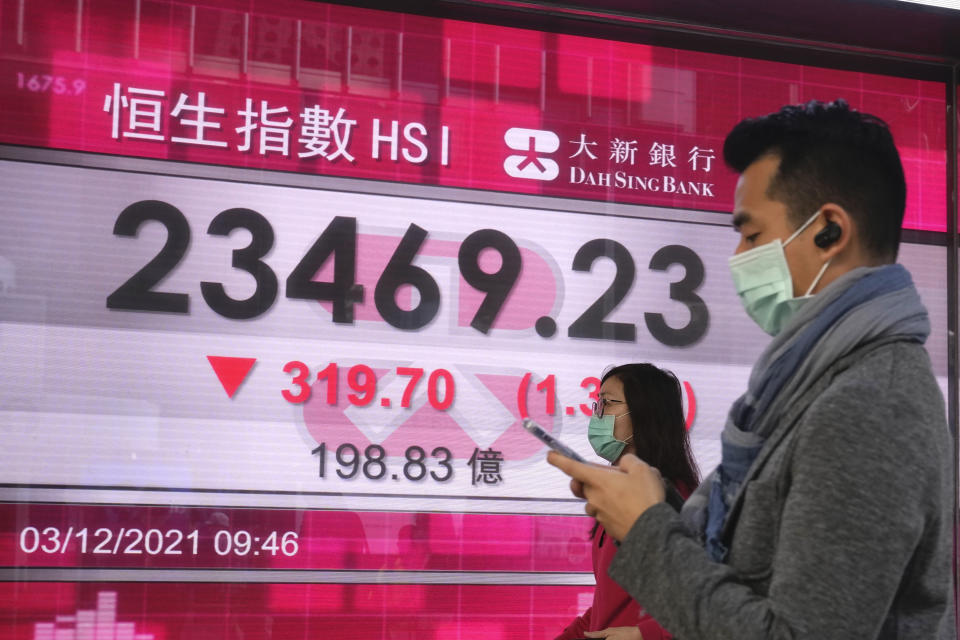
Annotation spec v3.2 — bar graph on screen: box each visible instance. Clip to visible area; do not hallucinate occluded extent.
[32,593,153,640]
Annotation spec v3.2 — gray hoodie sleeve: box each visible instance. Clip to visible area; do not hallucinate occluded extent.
[608,344,955,640]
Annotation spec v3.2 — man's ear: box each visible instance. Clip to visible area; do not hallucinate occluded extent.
[814,204,853,260]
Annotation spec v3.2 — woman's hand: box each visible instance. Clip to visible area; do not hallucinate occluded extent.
[583,626,644,639]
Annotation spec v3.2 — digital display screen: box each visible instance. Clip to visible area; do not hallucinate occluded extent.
[0,1,950,638]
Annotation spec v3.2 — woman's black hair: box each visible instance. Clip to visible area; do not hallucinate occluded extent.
[591,363,700,542]
[601,363,700,491]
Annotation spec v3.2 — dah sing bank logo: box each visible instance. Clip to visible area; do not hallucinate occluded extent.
[501,127,717,198]
[503,127,560,181]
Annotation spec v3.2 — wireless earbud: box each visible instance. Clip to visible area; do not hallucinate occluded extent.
[814,221,841,248]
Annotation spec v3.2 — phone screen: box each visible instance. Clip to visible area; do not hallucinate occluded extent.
[521,418,588,463]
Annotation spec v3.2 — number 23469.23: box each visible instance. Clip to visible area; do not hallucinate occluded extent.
[106,200,709,346]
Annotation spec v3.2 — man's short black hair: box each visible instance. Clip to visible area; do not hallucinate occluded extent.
[723,99,906,261]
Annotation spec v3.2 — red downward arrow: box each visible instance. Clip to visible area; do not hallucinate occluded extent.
[207,356,257,399]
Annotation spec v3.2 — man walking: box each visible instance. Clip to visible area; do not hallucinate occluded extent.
[550,99,956,639]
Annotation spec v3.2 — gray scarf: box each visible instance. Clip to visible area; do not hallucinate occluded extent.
[681,264,930,561]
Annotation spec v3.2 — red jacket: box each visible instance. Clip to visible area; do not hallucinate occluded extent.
[554,523,673,640]
[555,481,693,640]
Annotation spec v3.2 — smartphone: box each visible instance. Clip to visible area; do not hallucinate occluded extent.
[521,418,588,463]
[523,417,686,511]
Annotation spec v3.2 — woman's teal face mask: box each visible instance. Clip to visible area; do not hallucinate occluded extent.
[588,412,632,462]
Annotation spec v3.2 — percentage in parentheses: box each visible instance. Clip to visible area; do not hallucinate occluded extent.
[517,372,531,419]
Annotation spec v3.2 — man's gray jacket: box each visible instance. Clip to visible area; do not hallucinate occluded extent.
[610,338,956,639]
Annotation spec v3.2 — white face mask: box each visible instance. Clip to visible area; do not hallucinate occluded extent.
[728,210,832,336]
